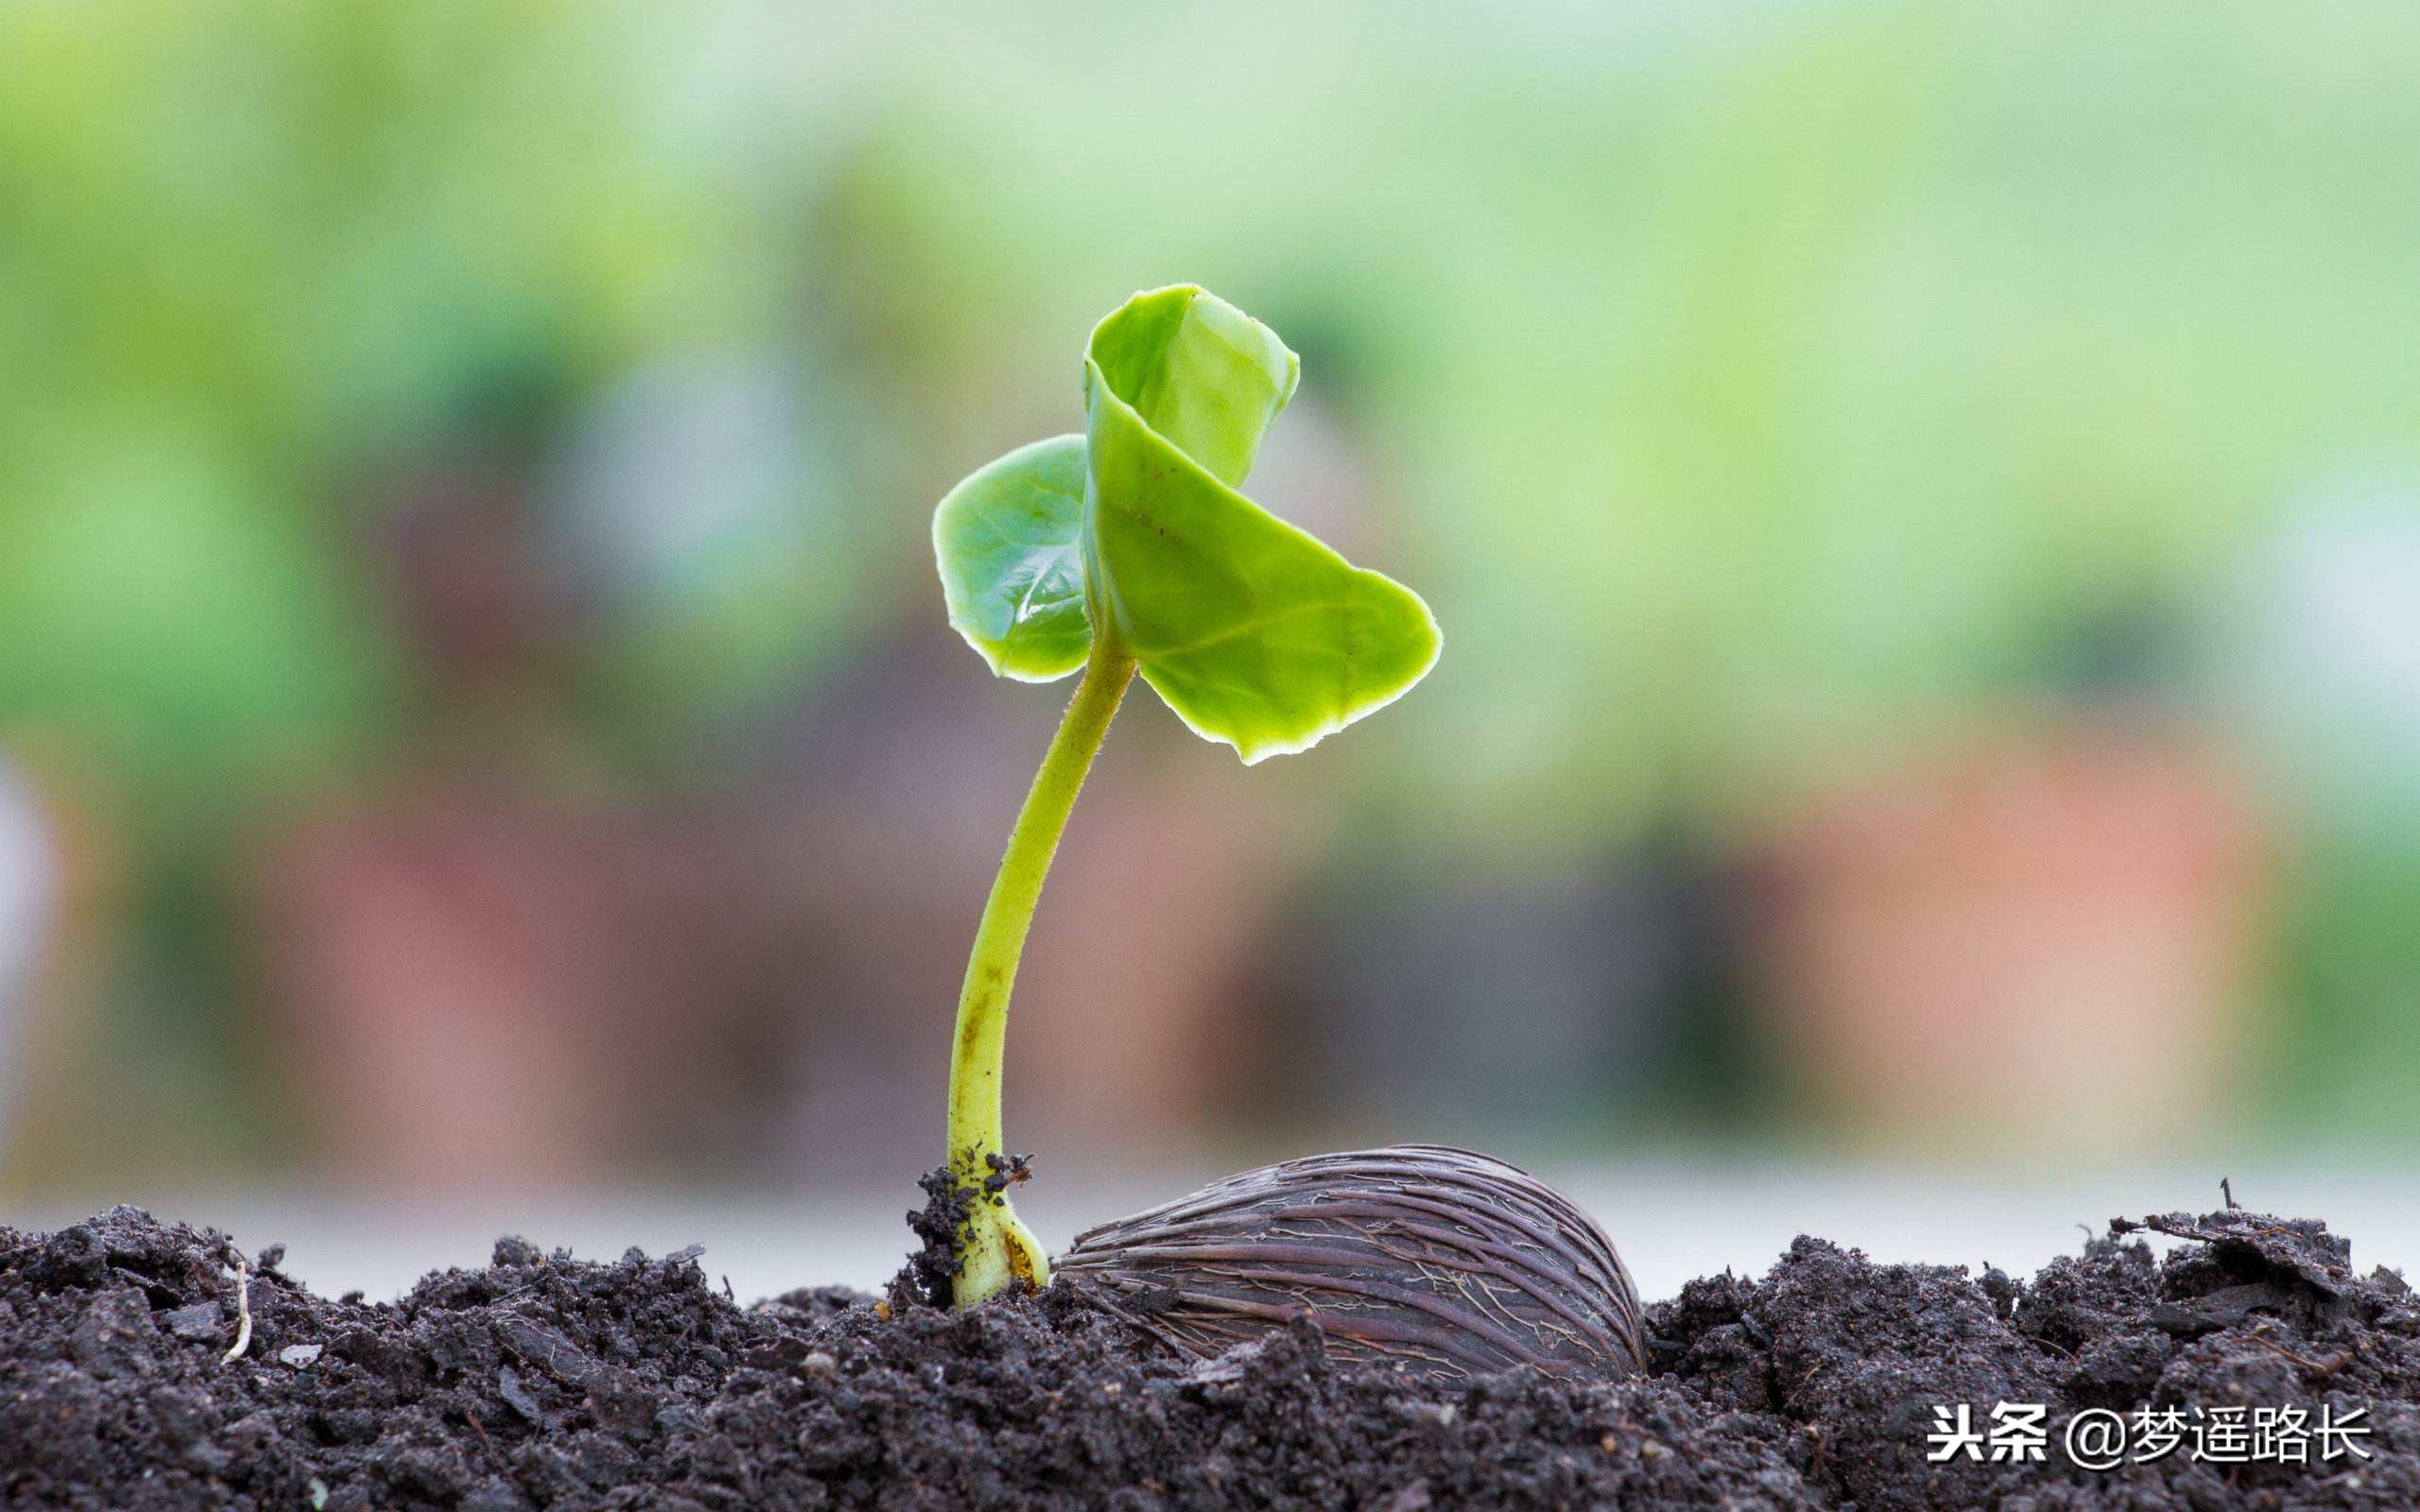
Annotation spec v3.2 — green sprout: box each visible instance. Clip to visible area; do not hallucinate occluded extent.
[929,284,1441,1307]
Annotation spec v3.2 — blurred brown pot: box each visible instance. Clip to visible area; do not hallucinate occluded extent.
[1744,712,2272,1155]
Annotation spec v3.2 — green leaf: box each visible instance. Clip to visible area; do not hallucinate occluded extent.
[932,285,1440,762]
[1084,287,1438,763]
[932,434,1093,681]
[1083,284,1298,490]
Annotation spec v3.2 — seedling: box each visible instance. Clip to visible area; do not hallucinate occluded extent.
[930,285,1440,1307]
[929,288,1641,1382]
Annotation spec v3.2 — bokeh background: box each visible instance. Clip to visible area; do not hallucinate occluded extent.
[5,0,2419,1295]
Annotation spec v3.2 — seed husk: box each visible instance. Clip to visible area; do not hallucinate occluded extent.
[1056,1144,1644,1383]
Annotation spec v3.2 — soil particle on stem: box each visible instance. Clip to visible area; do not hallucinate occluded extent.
[895,1164,979,1310]
[2,1202,2414,1509]
[893,1156,1037,1312]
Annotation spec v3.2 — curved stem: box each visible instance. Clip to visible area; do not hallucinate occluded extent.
[946,644,1137,1306]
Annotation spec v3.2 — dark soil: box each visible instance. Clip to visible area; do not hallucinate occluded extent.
[2,1202,2412,1509]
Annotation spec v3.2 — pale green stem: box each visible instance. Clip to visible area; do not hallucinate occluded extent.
[946,644,1137,1306]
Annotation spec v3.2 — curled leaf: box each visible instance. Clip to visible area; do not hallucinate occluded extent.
[1081,288,1441,763]
[932,285,1440,761]
[1083,284,1297,490]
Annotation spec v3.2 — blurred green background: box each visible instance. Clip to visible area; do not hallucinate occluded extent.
[4,0,2418,1201]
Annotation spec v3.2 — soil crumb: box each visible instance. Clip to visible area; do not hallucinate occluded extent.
[894,1163,977,1310]
[2,1204,2413,1509]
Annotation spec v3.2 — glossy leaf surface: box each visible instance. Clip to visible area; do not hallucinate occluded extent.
[932,434,1092,681]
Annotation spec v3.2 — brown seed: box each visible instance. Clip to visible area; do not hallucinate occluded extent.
[1056,1144,1644,1383]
